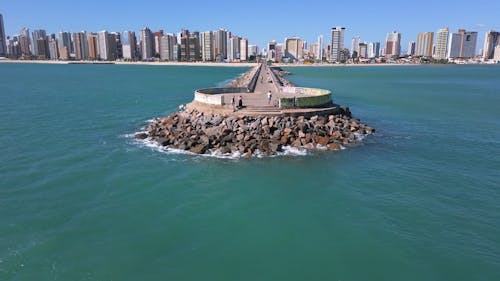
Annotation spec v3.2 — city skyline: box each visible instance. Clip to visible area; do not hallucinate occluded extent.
[2,0,500,52]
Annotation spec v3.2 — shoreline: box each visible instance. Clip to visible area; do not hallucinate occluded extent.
[1,59,493,67]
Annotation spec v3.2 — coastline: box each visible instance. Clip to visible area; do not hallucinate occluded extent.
[0,59,486,67]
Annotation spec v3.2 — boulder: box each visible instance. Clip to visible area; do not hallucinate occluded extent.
[190,144,208,154]
[134,133,148,140]
[327,143,340,151]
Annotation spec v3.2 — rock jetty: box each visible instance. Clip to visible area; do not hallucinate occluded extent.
[135,108,375,157]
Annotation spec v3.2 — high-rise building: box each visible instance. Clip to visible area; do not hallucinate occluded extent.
[57,32,72,60]
[385,31,401,58]
[154,30,163,58]
[201,31,214,61]
[35,37,49,59]
[358,42,368,58]
[285,37,303,62]
[113,32,122,59]
[248,45,258,57]
[407,41,416,56]
[98,30,111,60]
[73,32,89,60]
[368,42,380,58]
[351,36,360,58]
[122,31,137,60]
[87,33,98,60]
[31,29,47,57]
[179,30,200,62]
[214,29,228,62]
[48,38,59,60]
[267,40,277,61]
[330,26,345,63]
[0,14,7,57]
[227,35,241,62]
[483,30,500,60]
[240,38,248,61]
[159,34,176,61]
[107,33,118,61]
[416,32,434,57]
[317,35,324,61]
[447,29,477,59]
[433,27,449,60]
[140,27,154,60]
[19,28,31,58]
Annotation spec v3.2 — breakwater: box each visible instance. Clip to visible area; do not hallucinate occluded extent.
[136,63,375,157]
[135,108,374,156]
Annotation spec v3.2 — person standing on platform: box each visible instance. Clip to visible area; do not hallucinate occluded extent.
[267,90,272,105]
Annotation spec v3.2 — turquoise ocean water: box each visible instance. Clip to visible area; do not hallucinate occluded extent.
[1,63,499,280]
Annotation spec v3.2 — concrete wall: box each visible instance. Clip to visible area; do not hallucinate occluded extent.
[194,87,248,105]
[279,87,332,109]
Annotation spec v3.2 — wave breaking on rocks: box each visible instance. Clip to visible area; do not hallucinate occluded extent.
[135,108,374,158]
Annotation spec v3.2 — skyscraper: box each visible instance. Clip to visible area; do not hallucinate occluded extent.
[330,26,345,63]
[0,14,7,57]
[267,40,277,61]
[285,37,303,62]
[73,32,89,60]
[358,42,368,58]
[154,30,164,58]
[122,31,137,60]
[416,32,434,57]
[87,33,99,60]
[140,27,154,60]
[98,30,110,60]
[48,38,59,60]
[351,36,360,58]
[179,30,200,62]
[433,27,449,60]
[58,32,72,60]
[240,38,248,61]
[385,31,401,58]
[227,35,240,62]
[317,35,323,61]
[447,29,477,59]
[31,29,47,57]
[159,33,176,61]
[19,28,31,58]
[368,42,380,58]
[483,30,500,60]
[214,29,228,62]
[201,31,214,61]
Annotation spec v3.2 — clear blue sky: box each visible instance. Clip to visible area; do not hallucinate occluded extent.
[3,0,500,52]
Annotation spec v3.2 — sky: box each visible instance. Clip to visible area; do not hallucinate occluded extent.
[2,0,500,53]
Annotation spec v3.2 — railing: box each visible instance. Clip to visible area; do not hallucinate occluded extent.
[246,64,263,92]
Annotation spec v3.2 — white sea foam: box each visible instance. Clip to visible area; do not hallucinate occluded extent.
[278,146,308,156]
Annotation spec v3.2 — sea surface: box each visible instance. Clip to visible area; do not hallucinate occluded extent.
[1,63,499,281]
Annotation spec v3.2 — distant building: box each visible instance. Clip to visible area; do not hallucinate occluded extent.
[87,33,98,60]
[159,33,176,61]
[140,27,154,60]
[58,32,72,60]
[483,30,500,60]
[285,37,303,62]
[154,30,164,57]
[407,41,416,56]
[201,31,214,61]
[330,26,346,63]
[227,36,240,62]
[267,40,277,61]
[98,30,111,60]
[447,29,477,59]
[240,38,248,61]
[48,38,58,60]
[19,28,31,58]
[0,14,7,57]
[6,36,21,58]
[214,29,228,62]
[35,37,49,59]
[416,32,434,57]
[31,29,47,57]
[73,32,89,60]
[368,42,380,58]
[317,35,323,61]
[179,30,200,62]
[122,31,137,60]
[248,45,258,58]
[358,42,367,58]
[433,27,449,60]
[107,32,118,61]
[351,36,360,58]
[385,31,401,58]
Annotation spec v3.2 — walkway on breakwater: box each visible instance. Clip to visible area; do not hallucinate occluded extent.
[186,63,343,117]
